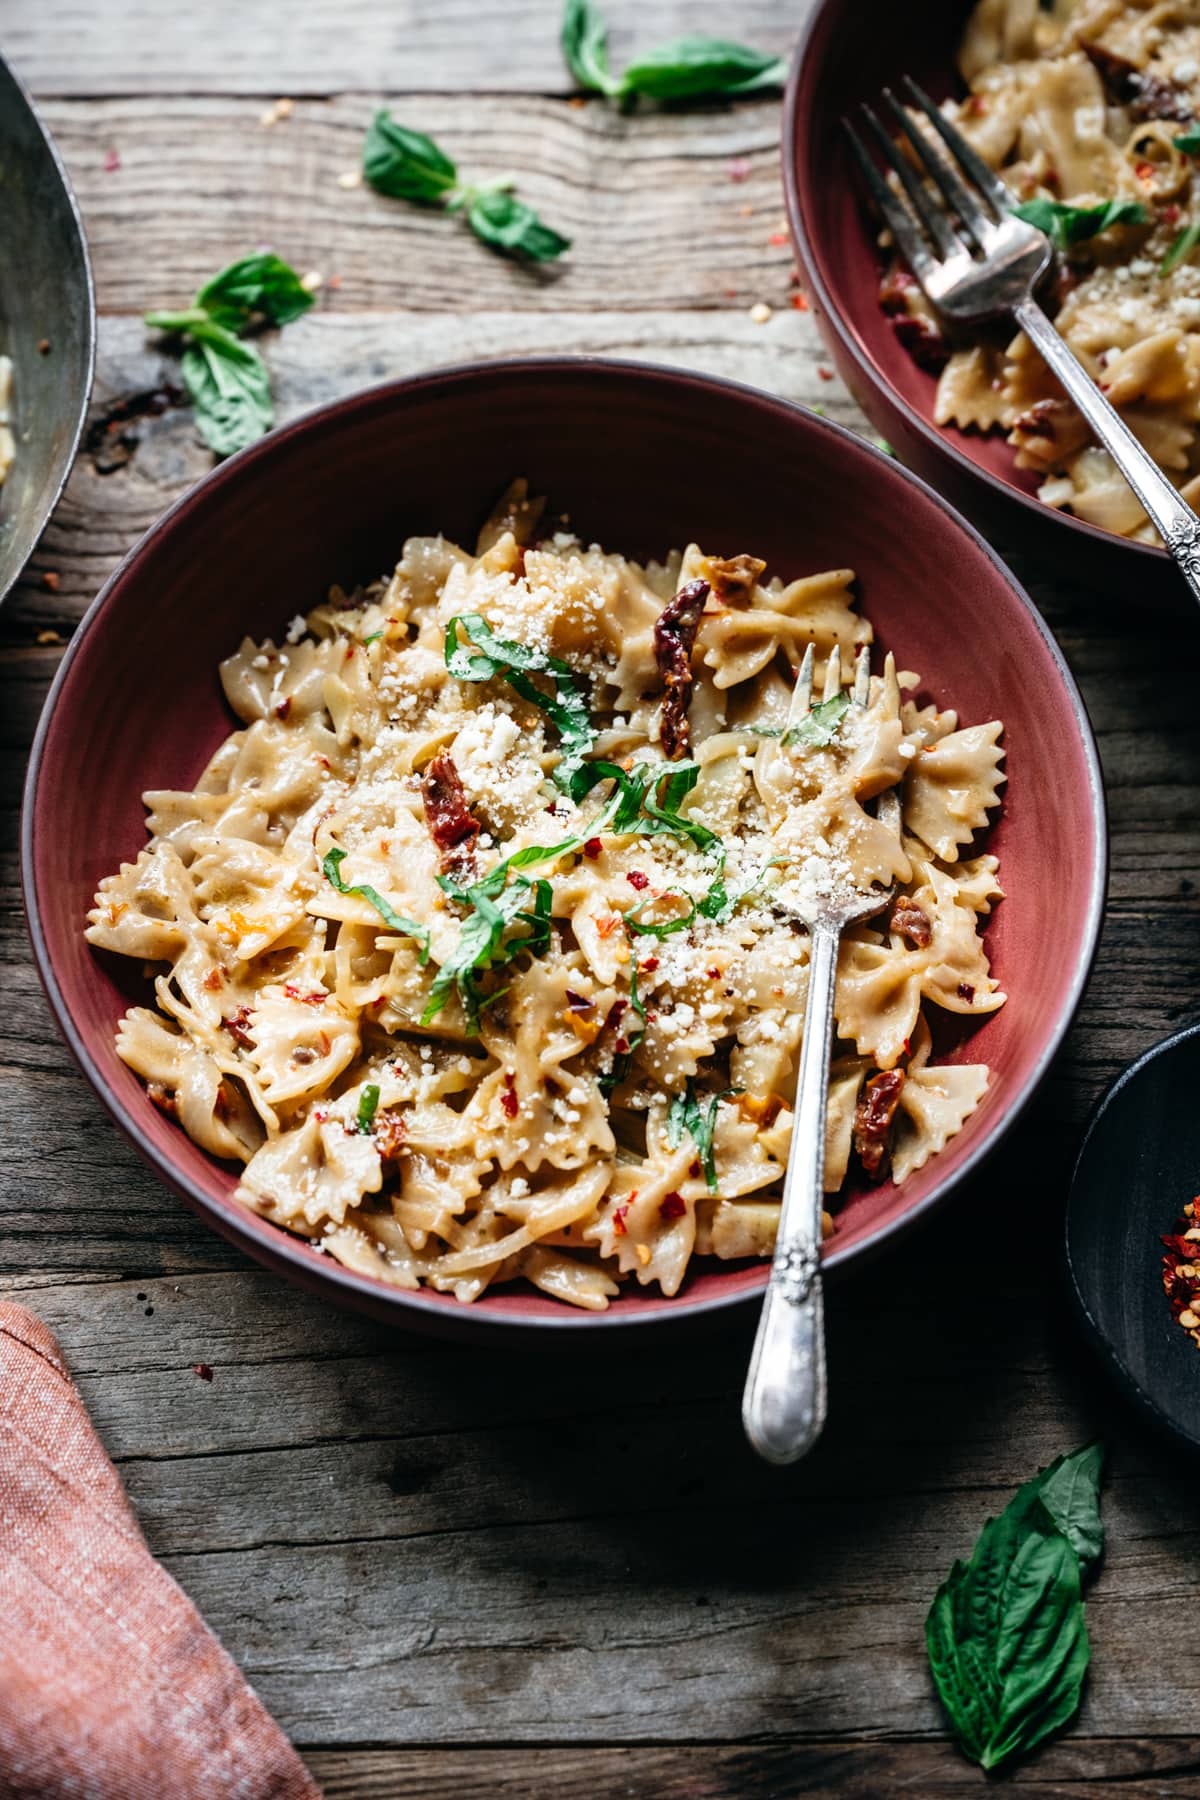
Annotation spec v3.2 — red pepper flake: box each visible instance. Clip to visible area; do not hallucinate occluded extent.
[707,966,721,979]
[564,989,595,1015]
[966,93,989,115]
[641,956,659,974]
[501,1072,519,1119]
[1161,1200,1200,1348]
[627,870,650,890]
[202,967,224,992]
[688,1160,701,1180]
[192,1363,214,1382]
[817,367,834,382]
[275,695,292,721]
[957,982,976,1002]
[316,754,331,770]
[659,1192,687,1220]
[583,837,603,859]
[1165,202,1182,225]
[103,147,121,173]
[727,156,751,182]
[603,1000,627,1033]
[768,230,788,246]
[612,1203,630,1236]
[283,983,326,1005]
[328,274,343,289]
[613,1036,630,1055]
[41,571,61,593]
[1135,159,1155,183]
[595,914,622,938]
[791,292,810,310]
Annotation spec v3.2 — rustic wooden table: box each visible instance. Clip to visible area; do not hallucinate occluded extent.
[4,3,1200,1795]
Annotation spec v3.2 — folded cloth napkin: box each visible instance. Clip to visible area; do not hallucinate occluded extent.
[0,1301,321,1800]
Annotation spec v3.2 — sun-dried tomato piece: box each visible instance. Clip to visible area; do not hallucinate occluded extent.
[421,749,481,864]
[653,578,710,760]
[221,1006,255,1048]
[890,897,932,949]
[374,1106,407,1165]
[1010,397,1089,464]
[1084,42,1189,120]
[703,553,765,606]
[853,1069,906,1180]
[147,1081,178,1117]
[890,311,950,374]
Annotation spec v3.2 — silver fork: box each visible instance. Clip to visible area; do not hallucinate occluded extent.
[742,643,902,1465]
[846,76,1200,602]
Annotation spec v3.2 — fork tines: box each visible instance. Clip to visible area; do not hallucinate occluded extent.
[844,74,1013,268]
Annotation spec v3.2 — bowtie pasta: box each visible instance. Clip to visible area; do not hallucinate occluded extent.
[86,482,1005,1311]
[885,0,1200,542]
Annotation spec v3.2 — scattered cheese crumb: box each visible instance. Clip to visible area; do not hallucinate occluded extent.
[749,301,773,325]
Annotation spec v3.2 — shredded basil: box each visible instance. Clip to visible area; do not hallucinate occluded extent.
[422,851,563,1033]
[356,1083,381,1133]
[1161,221,1200,275]
[568,758,721,857]
[363,112,569,262]
[1010,197,1148,252]
[144,253,313,457]
[322,848,431,962]
[1174,132,1200,155]
[445,613,595,791]
[787,690,852,748]
[665,1078,737,1193]
[562,0,787,103]
[926,1443,1105,1772]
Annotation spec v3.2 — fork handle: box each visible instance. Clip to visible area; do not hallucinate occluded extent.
[1015,298,1200,603]
[742,919,838,1465]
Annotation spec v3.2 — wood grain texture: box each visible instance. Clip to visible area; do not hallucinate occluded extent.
[8,1,798,97]
[4,0,1200,1788]
[34,94,791,317]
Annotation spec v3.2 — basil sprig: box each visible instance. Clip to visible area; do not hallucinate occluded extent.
[1010,197,1148,252]
[356,1084,381,1133]
[445,613,595,789]
[144,253,314,456]
[1161,220,1200,275]
[322,848,431,962]
[926,1443,1105,1772]
[562,0,787,103]
[666,1078,737,1192]
[363,113,569,263]
[569,758,720,855]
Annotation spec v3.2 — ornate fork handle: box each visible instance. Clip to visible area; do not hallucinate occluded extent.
[1015,299,1200,601]
[742,919,840,1464]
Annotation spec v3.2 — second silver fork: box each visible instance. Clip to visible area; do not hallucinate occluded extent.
[846,75,1200,605]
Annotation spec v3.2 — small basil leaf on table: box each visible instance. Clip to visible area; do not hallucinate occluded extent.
[466,188,571,263]
[561,0,622,96]
[179,326,273,458]
[363,112,459,203]
[195,253,315,330]
[620,37,788,101]
[925,1442,1105,1772]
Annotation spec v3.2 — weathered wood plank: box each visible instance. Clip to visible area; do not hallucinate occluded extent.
[304,1741,1200,1799]
[10,3,800,98]
[33,93,790,317]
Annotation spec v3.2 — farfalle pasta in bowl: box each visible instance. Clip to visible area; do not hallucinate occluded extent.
[24,361,1103,1329]
[786,0,1200,593]
[84,482,1007,1312]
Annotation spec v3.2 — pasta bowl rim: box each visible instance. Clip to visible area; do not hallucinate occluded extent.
[783,0,1178,579]
[22,355,1108,1333]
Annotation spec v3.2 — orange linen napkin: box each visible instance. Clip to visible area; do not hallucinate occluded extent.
[0,1301,321,1800]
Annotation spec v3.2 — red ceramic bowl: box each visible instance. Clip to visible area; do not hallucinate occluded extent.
[785,0,1184,603]
[22,359,1106,1334]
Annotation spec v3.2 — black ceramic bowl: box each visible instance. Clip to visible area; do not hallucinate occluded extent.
[0,56,95,605]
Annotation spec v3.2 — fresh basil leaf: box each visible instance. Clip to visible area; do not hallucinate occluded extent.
[1174,132,1200,154]
[561,0,621,95]
[600,946,648,1094]
[666,1078,735,1192]
[697,856,782,924]
[1161,220,1200,275]
[445,614,595,790]
[322,847,431,962]
[466,188,571,263]
[925,1443,1104,1772]
[621,36,788,101]
[1011,196,1148,252]
[363,111,459,203]
[179,326,273,458]
[1031,1443,1106,1571]
[422,863,556,1032]
[623,891,697,938]
[785,689,852,749]
[356,1083,381,1133]
[195,253,315,331]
